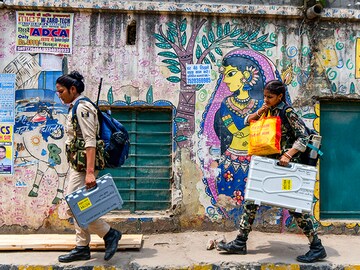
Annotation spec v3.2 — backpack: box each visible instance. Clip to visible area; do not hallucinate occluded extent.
[279,104,323,166]
[71,97,130,168]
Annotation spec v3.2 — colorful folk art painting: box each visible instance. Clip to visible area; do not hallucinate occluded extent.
[199,49,292,219]
[14,101,69,205]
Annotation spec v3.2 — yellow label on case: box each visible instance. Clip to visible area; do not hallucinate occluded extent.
[282,179,292,190]
[78,197,92,211]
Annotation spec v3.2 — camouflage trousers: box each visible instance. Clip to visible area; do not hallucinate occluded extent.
[238,202,318,243]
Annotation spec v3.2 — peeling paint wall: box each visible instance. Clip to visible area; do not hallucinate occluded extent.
[0,1,360,234]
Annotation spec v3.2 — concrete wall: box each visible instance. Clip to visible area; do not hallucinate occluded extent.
[0,1,359,235]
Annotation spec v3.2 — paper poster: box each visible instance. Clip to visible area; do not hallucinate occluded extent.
[186,64,211,85]
[41,54,63,71]
[0,74,15,124]
[16,11,74,54]
[0,124,13,174]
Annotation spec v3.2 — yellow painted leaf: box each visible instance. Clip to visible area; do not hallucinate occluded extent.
[345,223,358,229]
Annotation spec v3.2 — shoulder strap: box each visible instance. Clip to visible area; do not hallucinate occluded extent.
[71,97,97,119]
[71,97,102,138]
[279,103,292,130]
[279,104,309,142]
[280,104,309,135]
[72,97,103,121]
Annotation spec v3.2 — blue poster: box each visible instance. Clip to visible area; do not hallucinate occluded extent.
[0,74,16,124]
[186,64,211,85]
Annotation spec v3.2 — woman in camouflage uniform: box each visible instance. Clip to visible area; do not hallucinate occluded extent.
[217,80,327,263]
[56,71,121,263]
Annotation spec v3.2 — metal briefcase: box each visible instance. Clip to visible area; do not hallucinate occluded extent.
[65,173,123,228]
[244,155,317,213]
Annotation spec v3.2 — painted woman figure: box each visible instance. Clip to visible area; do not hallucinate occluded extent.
[199,49,284,218]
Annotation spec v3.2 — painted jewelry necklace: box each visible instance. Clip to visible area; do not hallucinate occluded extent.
[233,96,251,104]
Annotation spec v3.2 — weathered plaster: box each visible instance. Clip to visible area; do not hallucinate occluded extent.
[177,148,207,230]
[0,2,360,234]
[4,0,360,21]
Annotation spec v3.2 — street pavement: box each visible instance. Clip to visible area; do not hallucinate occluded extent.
[0,230,359,269]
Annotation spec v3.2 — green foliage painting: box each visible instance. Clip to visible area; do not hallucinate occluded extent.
[154,18,275,148]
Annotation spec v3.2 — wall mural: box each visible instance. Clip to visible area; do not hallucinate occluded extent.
[156,17,354,231]
[154,18,276,149]
[198,49,290,220]
[0,9,359,232]
[14,102,68,204]
[5,54,68,203]
[0,53,70,227]
[154,17,304,227]
[0,50,174,228]
[190,22,359,230]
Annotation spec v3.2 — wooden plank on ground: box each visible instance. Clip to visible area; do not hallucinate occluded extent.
[0,234,143,251]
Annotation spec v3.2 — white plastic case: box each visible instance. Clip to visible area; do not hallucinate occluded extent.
[245,155,317,213]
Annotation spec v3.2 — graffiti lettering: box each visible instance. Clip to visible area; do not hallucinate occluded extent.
[40,124,62,133]
[15,125,30,135]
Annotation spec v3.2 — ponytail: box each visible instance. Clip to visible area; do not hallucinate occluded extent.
[56,71,85,93]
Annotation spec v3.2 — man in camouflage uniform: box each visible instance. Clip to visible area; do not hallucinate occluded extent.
[56,71,121,263]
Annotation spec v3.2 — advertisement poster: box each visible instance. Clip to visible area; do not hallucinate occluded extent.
[0,125,13,174]
[0,74,15,124]
[16,11,73,54]
[186,64,211,85]
[0,74,15,175]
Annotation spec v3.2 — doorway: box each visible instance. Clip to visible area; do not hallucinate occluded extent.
[320,101,360,219]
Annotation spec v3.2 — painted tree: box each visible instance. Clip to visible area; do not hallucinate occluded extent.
[154,18,275,149]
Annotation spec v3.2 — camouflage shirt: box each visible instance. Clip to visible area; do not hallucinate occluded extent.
[65,95,105,172]
[65,95,99,148]
[269,101,309,160]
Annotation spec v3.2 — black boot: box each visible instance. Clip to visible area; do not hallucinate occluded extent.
[217,235,247,254]
[296,236,327,263]
[103,228,122,261]
[58,246,91,263]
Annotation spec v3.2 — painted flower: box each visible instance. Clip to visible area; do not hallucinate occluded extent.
[233,190,244,205]
[246,66,259,86]
[223,171,233,182]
